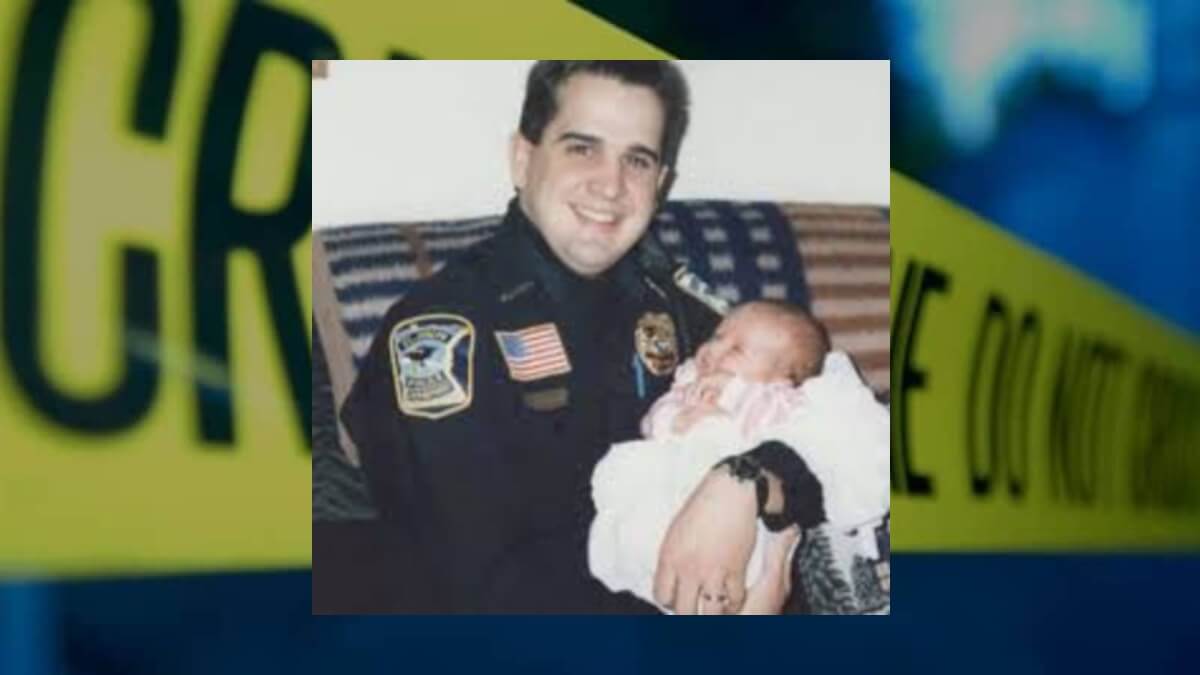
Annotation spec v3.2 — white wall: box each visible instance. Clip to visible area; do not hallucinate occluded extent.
[313,60,889,228]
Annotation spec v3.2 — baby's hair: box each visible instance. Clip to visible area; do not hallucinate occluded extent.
[739,299,830,382]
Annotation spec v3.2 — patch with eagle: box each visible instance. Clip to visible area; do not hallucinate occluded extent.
[635,312,680,377]
[389,314,475,419]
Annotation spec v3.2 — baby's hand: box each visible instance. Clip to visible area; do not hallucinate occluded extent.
[685,372,732,407]
[671,401,727,435]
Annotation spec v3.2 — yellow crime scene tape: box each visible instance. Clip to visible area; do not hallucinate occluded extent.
[891,174,1200,550]
[0,0,667,577]
[0,1,1196,578]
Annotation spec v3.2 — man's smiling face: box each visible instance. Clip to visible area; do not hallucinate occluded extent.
[510,73,668,277]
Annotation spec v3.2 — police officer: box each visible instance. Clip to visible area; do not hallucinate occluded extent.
[341,61,824,613]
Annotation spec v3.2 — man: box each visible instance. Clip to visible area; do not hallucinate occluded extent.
[341,61,826,613]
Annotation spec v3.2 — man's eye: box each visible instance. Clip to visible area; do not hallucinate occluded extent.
[625,154,653,171]
[567,144,593,156]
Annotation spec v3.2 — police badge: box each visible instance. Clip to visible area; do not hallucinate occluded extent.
[388,314,475,420]
[634,312,679,376]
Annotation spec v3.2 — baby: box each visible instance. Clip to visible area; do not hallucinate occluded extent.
[642,300,828,441]
[589,300,890,614]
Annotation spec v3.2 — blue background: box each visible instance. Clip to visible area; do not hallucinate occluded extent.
[4,0,1199,673]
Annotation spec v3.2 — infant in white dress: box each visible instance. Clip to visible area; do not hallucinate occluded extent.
[589,301,889,612]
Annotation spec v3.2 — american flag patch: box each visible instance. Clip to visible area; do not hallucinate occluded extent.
[494,323,572,382]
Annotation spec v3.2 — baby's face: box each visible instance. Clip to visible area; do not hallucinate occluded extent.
[695,306,805,383]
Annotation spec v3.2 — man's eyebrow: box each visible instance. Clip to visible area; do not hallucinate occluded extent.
[555,131,601,146]
[555,131,661,164]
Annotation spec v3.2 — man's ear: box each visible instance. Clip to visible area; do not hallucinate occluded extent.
[510,132,532,191]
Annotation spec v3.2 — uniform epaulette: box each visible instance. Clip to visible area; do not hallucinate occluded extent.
[672,266,731,316]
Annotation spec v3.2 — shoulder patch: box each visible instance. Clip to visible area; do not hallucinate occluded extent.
[388,314,475,420]
[673,267,731,316]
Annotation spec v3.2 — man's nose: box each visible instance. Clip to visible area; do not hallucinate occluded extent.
[588,158,624,200]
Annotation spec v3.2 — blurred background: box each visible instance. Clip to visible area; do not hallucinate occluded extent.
[582,0,1199,335]
[3,0,1199,673]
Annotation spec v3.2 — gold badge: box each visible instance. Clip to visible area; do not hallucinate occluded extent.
[635,312,679,376]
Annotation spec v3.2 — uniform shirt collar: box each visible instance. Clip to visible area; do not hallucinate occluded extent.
[500,198,648,306]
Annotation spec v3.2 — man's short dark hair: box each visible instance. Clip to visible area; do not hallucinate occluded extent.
[518,60,690,172]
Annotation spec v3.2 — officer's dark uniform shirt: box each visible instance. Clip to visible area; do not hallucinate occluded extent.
[341,200,823,613]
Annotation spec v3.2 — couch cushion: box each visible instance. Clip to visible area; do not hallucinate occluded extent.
[783,204,890,394]
[312,321,375,520]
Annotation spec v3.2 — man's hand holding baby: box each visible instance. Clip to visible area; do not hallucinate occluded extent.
[654,467,758,614]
